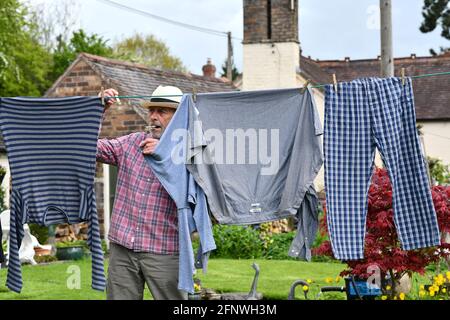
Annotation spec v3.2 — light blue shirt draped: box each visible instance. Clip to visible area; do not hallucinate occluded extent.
[144,95,216,294]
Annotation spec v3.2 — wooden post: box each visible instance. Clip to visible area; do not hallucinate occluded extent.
[227,31,233,81]
[380,0,394,77]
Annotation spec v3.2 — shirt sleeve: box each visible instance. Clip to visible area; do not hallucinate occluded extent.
[96,134,133,166]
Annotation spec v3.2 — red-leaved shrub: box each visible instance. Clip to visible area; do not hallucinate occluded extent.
[313,168,450,285]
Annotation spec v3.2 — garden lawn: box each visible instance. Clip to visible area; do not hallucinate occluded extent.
[0,258,438,300]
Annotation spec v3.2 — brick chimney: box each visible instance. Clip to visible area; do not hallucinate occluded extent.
[202,58,216,78]
[243,0,300,90]
[243,0,298,44]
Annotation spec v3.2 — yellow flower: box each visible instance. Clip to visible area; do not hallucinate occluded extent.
[325,277,333,284]
[442,288,447,294]
[419,290,426,297]
[446,271,450,281]
[381,295,388,300]
[420,285,425,290]
[430,291,436,297]
[435,277,445,286]
[399,293,405,300]
[385,285,392,291]
[302,285,309,292]
[193,283,201,292]
[393,296,398,300]
[335,276,342,283]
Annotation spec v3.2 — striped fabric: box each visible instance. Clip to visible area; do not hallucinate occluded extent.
[0,96,106,293]
[324,77,441,260]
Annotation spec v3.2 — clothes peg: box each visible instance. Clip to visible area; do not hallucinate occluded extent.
[332,74,338,94]
[100,87,105,105]
[192,87,197,103]
[301,79,311,94]
[401,68,406,86]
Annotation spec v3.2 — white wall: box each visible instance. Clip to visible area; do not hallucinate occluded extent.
[243,42,300,90]
[419,121,450,166]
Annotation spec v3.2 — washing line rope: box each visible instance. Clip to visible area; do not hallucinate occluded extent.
[105,70,450,99]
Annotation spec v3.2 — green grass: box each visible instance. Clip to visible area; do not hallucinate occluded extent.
[0,258,441,300]
[0,259,153,300]
[196,259,348,300]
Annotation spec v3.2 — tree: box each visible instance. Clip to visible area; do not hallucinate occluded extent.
[220,59,240,81]
[420,0,450,55]
[0,0,53,96]
[112,33,186,72]
[428,156,450,185]
[27,0,80,51]
[50,29,113,82]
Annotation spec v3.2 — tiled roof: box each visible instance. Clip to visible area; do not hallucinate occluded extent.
[79,53,237,120]
[300,53,450,120]
[81,53,236,96]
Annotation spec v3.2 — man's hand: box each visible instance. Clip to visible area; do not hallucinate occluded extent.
[98,88,119,109]
[139,137,159,155]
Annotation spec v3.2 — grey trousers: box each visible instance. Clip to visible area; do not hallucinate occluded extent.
[106,242,188,300]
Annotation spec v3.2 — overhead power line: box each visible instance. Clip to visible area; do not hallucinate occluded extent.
[95,0,243,41]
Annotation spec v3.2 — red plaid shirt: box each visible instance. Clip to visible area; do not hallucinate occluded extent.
[97,132,179,254]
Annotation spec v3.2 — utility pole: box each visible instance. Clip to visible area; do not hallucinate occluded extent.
[227,31,233,81]
[380,0,394,77]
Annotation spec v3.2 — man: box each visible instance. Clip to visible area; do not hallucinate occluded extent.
[97,85,186,300]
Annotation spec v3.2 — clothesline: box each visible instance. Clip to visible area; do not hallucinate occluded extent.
[106,70,450,99]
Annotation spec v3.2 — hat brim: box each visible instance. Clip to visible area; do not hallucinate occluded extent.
[141,101,179,109]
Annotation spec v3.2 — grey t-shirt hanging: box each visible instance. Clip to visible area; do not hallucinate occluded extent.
[186,87,323,226]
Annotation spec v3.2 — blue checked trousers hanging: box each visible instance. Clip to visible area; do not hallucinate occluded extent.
[324,77,441,260]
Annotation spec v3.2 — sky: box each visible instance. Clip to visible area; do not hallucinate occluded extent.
[25,0,449,75]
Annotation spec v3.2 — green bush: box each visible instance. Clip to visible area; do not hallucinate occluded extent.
[34,255,58,264]
[428,157,450,185]
[211,224,263,259]
[29,224,50,245]
[54,239,108,255]
[55,240,87,248]
[101,240,108,254]
[199,215,334,261]
[311,254,340,263]
[262,232,296,260]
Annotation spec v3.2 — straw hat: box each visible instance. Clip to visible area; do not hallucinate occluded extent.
[141,85,183,109]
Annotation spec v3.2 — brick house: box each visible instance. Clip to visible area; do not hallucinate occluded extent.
[239,0,450,190]
[298,53,450,173]
[40,53,234,241]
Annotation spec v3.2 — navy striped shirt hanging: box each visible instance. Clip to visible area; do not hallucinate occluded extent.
[0,96,106,293]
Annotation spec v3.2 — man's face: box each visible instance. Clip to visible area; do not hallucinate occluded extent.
[148,106,176,139]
